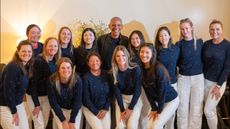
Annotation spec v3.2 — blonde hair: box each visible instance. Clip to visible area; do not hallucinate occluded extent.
[42,37,61,63]
[180,18,197,50]
[50,57,77,94]
[111,45,137,84]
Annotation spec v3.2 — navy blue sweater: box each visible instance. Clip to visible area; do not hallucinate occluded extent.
[142,63,177,113]
[48,75,82,123]
[157,45,180,84]
[33,42,43,57]
[27,55,56,106]
[61,48,75,64]
[114,66,141,112]
[83,70,112,115]
[176,39,203,75]
[202,39,230,86]
[130,49,141,65]
[0,61,29,114]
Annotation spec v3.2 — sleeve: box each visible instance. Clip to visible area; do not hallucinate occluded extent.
[47,81,66,122]
[114,83,125,112]
[128,67,141,110]
[83,76,99,116]
[30,59,41,107]
[143,87,158,112]
[217,44,230,86]
[70,77,83,123]
[103,73,113,110]
[3,64,19,114]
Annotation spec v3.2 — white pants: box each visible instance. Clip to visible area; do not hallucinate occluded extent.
[204,79,226,129]
[83,106,111,129]
[147,96,179,129]
[139,87,151,129]
[26,94,51,129]
[0,103,29,129]
[115,94,142,129]
[52,108,82,129]
[177,74,204,129]
[164,83,177,129]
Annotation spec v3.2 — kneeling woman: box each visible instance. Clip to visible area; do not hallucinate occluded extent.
[48,57,82,129]
[82,52,113,129]
[139,43,179,129]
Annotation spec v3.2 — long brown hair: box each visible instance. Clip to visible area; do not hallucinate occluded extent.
[58,26,74,54]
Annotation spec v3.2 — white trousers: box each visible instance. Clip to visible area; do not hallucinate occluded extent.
[147,96,179,129]
[164,83,177,129]
[115,94,143,129]
[0,103,29,129]
[204,79,226,129]
[177,74,204,129]
[26,94,51,129]
[52,108,82,129]
[83,106,111,129]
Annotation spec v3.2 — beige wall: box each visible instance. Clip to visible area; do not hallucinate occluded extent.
[1,0,230,63]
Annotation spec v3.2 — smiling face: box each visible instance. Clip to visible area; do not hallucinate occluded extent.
[58,62,72,80]
[159,29,170,48]
[60,28,71,46]
[27,26,41,43]
[109,18,123,38]
[45,39,59,57]
[139,46,152,66]
[88,55,101,72]
[131,33,141,48]
[115,50,127,68]
[18,45,33,64]
[209,23,223,40]
[180,22,193,40]
[83,30,95,46]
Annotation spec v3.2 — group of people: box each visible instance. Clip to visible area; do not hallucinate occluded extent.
[0,16,229,129]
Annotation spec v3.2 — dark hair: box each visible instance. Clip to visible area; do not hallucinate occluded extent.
[26,24,41,36]
[58,26,74,54]
[209,19,223,29]
[128,30,145,58]
[155,26,172,52]
[78,28,97,56]
[12,40,33,76]
[86,51,102,64]
[139,43,170,86]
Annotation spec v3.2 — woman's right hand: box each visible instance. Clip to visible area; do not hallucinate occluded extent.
[32,106,41,118]
[62,120,70,129]
[12,112,19,126]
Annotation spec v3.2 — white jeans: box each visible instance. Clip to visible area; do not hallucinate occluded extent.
[177,74,204,129]
[0,103,29,129]
[52,108,82,129]
[83,106,111,129]
[204,79,226,129]
[164,83,177,129]
[26,94,51,129]
[115,94,142,129]
[147,96,179,129]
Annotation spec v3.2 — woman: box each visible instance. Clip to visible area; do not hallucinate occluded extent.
[58,26,75,63]
[176,18,204,129]
[139,43,179,129]
[82,52,112,129]
[74,28,98,76]
[203,19,230,129]
[111,45,142,129]
[26,24,43,57]
[155,26,180,129]
[48,57,82,129]
[128,30,145,65]
[0,40,33,129]
[26,37,61,129]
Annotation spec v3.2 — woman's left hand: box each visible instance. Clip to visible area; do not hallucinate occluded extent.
[68,122,76,129]
[124,108,133,120]
[148,111,158,121]
[211,85,221,100]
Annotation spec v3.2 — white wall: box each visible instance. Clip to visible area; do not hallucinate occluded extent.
[1,0,230,63]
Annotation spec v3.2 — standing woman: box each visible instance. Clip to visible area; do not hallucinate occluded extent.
[128,30,145,65]
[176,18,204,129]
[58,26,75,63]
[203,19,230,129]
[82,52,113,129]
[111,45,142,129]
[26,37,61,129]
[139,43,179,129]
[155,26,180,129]
[26,24,43,57]
[48,57,82,129]
[74,28,98,76]
[0,40,33,129]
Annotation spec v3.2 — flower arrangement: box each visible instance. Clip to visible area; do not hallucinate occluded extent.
[69,19,110,47]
